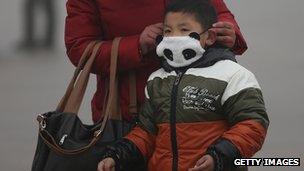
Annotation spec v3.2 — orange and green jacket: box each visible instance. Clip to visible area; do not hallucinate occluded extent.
[102,48,268,171]
[125,51,268,171]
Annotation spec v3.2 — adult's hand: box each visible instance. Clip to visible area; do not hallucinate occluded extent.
[97,158,115,171]
[139,23,163,55]
[212,21,236,48]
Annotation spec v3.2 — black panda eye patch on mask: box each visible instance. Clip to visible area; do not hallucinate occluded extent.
[182,49,197,60]
[164,49,174,61]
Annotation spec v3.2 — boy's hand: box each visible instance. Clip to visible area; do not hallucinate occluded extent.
[211,21,236,48]
[188,154,215,171]
[97,158,115,171]
[139,23,163,55]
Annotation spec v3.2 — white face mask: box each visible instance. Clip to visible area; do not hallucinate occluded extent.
[156,32,206,68]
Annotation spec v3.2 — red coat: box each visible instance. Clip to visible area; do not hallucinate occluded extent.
[65,0,247,122]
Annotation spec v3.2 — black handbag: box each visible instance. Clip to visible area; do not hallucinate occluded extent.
[31,38,141,171]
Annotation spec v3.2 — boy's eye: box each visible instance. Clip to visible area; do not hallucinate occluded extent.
[181,28,190,32]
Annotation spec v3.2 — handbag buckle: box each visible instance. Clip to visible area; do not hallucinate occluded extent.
[37,114,46,129]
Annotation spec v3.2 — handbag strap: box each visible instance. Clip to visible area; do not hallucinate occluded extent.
[56,41,98,112]
[98,37,121,132]
[38,38,122,155]
[63,41,103,113]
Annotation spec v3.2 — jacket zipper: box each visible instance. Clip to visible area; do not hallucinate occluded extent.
[170,70,185,171]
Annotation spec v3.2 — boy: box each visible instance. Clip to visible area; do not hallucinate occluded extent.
[98,0,269,171]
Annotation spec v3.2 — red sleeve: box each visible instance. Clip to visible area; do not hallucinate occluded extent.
[124,126,156,158]
[211,0,248,55]
[65,0,143,75]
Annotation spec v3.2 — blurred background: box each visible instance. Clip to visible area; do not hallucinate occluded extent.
[0,0,303,171]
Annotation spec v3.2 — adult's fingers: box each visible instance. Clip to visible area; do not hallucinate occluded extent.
[149,26,163,35]
[211,27,234,36]
[147,31,160,40]
[153,22,164,29]
[216,35,234,44]
[213,21,234,29]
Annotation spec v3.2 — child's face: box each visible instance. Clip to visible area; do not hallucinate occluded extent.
[163,12,210,47]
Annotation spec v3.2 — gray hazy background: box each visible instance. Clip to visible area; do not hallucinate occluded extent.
[0,0,303,171]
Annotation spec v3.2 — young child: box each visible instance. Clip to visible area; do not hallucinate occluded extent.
[98,0,269,171]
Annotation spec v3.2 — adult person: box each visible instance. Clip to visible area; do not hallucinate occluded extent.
[65,0,247,125]
[18,0,56,50]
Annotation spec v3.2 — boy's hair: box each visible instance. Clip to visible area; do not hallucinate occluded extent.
[165,0,217,30]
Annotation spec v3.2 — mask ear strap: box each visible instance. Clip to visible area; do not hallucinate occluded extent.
[198,26,213,49]
[199,26,212,35]
[155,35,164,45]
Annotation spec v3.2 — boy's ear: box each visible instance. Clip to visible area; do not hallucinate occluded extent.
[205,29,217,46]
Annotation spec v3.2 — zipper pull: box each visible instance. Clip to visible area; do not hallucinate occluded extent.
[174,72,183,85]
[59,134,68,146]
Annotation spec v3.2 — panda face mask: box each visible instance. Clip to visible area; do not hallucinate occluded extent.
[156,32,207,68]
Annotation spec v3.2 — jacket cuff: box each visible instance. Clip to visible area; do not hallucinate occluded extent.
[207,138,242,170]
[119,35,143,70]
[206,147,224,171]
[101,138,145,170]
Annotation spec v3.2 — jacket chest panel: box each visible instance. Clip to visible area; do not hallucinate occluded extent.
[177,76,225,113]
[150,75,227,123]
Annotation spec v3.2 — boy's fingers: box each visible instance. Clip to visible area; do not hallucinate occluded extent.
[104,163,109,171]
[98,159,114,171]
[104,165,112,171]
[188,157,208,171]
[198,161,209,169]
[196,156,208,166]
[188,164,207,171]
[97,161,104,171]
